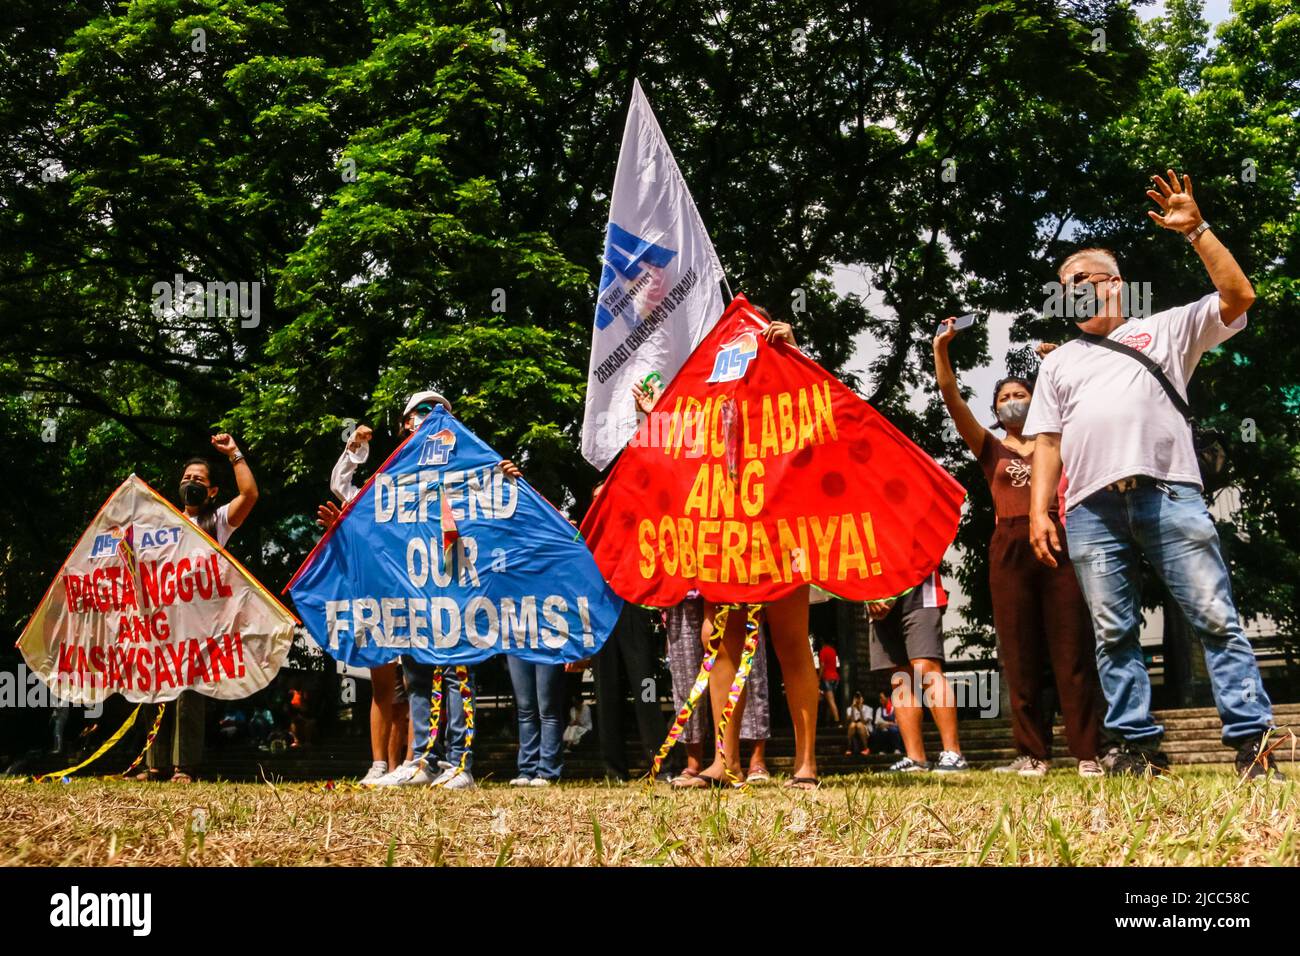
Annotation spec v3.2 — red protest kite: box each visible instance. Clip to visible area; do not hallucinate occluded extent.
[580,295,965,606]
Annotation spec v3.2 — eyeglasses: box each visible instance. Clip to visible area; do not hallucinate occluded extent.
[1066,271,1116,287]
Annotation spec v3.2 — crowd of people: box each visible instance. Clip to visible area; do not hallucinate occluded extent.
[126,171,1284,788]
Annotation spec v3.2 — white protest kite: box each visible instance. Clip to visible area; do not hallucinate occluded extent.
[16,474,296,706]
[581,78,728,469]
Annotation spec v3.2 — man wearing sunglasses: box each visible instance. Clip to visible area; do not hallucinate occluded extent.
[1023,170,1281,781]
[321,389,521,789]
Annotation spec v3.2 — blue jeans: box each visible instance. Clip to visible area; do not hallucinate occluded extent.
[1067,480,1273,746]
[507,657,566,780]
[402,657,474,772]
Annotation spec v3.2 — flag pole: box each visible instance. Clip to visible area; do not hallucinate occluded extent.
[721,276,734,302]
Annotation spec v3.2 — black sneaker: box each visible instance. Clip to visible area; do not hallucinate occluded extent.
[1105,742,1171,777]
[1234,734,1288,783]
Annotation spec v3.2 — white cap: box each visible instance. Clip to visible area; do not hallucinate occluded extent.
[402,390,452,418]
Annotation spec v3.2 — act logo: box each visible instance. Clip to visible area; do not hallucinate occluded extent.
[707,332,759,383]
[89,525,181,561]
[595,222,677,330]
[419,428,457,467]
[90,526,127,560]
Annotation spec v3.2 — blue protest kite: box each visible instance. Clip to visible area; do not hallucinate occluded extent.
[286,408,623,669]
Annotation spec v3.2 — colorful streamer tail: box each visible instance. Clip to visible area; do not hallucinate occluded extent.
[715,605,762,787]
[120,703,166,778]
[412,665,474,785]
[35,703,144,782]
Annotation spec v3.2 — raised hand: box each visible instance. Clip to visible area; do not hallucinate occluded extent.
[762,320,796,346]
[211,432,239,458]
[1146,169,1204,235]
[934,317,959,349]
[348,423,373,449]
[316,500,342,530]
[631,379,662,415]
[499,459,522,479]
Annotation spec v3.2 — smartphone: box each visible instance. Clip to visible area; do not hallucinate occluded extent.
[936,313,980,335]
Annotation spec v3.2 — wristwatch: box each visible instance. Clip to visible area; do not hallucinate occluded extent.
[230,451,245,465]
[1185,220,1211,243]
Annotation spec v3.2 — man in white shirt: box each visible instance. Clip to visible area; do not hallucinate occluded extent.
[143,433,258,782]
[1024,170,1279,781]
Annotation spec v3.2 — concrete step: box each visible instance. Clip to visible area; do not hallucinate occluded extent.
[191,701,1300,781]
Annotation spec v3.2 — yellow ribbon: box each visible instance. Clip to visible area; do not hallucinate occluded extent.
[446,665,475,780]
[413,664,474,784]
[650,610,725,779]
[35,703,144,782]
[715,605,761,787]
[120,703,166,778]
[413,666,445,775]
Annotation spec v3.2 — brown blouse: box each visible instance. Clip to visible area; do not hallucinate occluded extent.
[976,430,1066,521]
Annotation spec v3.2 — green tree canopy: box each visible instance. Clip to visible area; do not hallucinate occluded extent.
[1,0,1293,653]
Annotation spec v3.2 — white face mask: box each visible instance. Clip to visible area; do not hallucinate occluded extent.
[996,398,1031,427]
[408,411,428,430]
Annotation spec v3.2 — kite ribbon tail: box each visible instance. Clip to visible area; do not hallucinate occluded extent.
[720,397,739,483]
[417,666,445,774]
[715,605,761,787]
[440,492,459,553]
[649,615,725,780]
[448,665,474,779]
[35,703,144,782]
[120,703,166,778]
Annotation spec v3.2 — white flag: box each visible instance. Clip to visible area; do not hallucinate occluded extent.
[581,79,726,469]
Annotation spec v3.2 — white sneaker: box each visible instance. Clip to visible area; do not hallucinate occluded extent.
[1017,757,1049,777]
[993,755,1037,774]
[362,760,411,787]
[509,775,533,787]
[934,751,970,773]
[885,756,930,773]
[361,761,388,784]
[428,760,456,787]
[440,770,476,791]
[368,759,439,787]
[1077,759,1105,778]
[528,777,553,788]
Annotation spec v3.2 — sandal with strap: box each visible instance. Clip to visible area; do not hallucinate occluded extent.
[674,771,741,790]
[783,776,820,791]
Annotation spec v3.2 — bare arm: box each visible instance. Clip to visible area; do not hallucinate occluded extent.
[1147,170,1255,325]
[1028,432,1063,568]
[932,319,986,458]
[211,433,258,529]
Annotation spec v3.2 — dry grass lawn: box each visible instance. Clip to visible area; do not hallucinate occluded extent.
[1,766,1296,867]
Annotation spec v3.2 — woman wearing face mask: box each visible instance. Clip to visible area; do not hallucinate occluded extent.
[140,433,258,783]
[934,319,1102,778]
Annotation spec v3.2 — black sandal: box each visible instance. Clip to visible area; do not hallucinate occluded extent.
[783,776,820,791]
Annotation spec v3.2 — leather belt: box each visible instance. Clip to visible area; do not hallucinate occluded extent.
[1104,476,1154,494]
